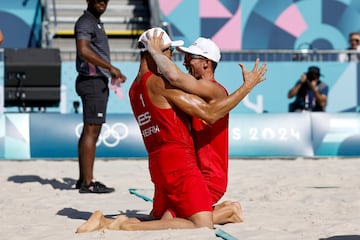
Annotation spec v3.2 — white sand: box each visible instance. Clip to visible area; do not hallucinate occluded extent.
[0,158,360,240]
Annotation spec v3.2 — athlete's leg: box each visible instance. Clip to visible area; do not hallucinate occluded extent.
[116,210,213,231]
[76,211,141,233]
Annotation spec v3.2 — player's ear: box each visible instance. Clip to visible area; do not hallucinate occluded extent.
[203,59,210,70]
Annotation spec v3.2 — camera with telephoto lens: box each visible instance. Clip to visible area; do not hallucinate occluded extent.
[305,66,320,82]
[306,72,316,81]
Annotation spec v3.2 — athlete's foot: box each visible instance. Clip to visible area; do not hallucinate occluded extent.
[213,201,244,224]
[108,215,140,230]
[76,210,106,233]
[230,201,244,223]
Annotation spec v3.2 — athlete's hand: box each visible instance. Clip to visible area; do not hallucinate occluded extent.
[145,29,171,56]
[238,58,267,90]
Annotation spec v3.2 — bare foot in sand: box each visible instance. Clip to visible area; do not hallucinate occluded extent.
[76,210,106,233]
[213,200,244,224]
[229,201,243,223]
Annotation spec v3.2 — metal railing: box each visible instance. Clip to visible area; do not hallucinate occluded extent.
[59,49,360,62]
[148,0,162,28]
[148,0,175,44]
[41,0,58,48]
[2,48,359,62]
[219,49,360,62]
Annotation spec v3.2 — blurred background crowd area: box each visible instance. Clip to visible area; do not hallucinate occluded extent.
[0,0,359,114]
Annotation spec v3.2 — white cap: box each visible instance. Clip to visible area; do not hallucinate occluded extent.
[138,27,184,51]
[178,37,221,63]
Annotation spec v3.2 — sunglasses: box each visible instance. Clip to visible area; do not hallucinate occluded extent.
[162,46,175,54]
[163,46,175,51]
[187,54,206,60]
[350,38,359,42]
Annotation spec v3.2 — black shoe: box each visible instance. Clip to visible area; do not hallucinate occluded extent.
[79,181,115,194]
[75,179,82,189]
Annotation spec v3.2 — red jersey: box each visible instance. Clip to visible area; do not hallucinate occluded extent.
[192,80,229,204]
[129,71,213,218]
[129,72,195,164]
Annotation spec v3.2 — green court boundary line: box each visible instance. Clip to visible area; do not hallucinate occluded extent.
[128,188,153,202]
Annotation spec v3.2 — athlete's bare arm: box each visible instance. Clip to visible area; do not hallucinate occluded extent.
[145,30,267,102]
[147,62,266,124]
[145,31,224,100]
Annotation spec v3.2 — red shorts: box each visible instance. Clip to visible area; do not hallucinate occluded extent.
[149,147,213,219]
[197,154,228,205]
[205,177,227,205]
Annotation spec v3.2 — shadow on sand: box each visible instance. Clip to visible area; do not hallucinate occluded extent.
[7,175,76,190]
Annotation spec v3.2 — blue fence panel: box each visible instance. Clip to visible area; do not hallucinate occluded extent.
[1,113,360,159]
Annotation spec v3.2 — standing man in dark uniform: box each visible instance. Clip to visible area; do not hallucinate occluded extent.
[75,0,126,193]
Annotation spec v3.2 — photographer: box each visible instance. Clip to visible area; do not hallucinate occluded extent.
[288,66,328,112]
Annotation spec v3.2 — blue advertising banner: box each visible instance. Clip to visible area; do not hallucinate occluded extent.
[311,113,360,156]
[229,113,313,157]
[30,113,147,158]
[2,113,360,159]
[0,113,30,159]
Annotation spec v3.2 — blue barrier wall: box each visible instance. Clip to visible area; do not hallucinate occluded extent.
[1,61,359,114]
[1,112,360,159]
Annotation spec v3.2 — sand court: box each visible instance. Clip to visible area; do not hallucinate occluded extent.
[0,158,359,240]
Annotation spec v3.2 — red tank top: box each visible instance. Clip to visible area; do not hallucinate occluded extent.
[192,80,229,197]
[129,72,196,169]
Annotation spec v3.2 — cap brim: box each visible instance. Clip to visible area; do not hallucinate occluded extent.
[171,40,184,47]
[177,46,202,55]
[138,40,183,52]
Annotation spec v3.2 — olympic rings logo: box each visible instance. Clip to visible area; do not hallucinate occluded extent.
[75,122,129,147]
